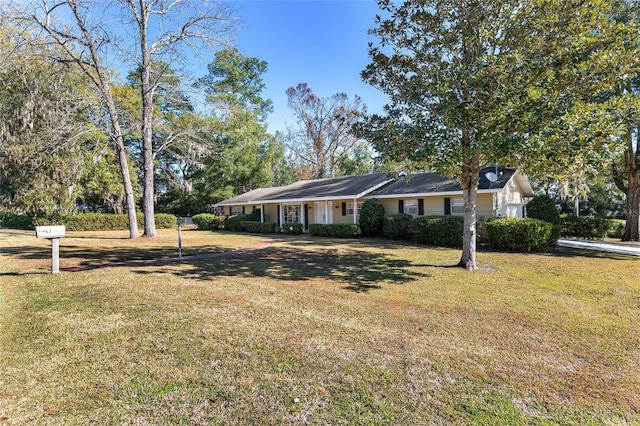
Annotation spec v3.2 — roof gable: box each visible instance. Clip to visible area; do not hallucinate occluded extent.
[369,167,518,197]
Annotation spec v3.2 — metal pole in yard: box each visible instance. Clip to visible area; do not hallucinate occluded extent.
[177,217,183,261]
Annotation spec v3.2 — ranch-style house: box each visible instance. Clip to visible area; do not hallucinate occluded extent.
[214,166,534,231]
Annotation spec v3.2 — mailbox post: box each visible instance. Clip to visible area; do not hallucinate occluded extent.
[35,226,66,273]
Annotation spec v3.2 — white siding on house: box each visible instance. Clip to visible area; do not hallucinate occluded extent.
[496,178,526,217]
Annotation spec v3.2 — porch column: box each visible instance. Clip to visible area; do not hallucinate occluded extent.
[325,200,329,224]
[260,204,264,223]
[353,198,358,224]
[300,202,305,228]
[279,203,284,227]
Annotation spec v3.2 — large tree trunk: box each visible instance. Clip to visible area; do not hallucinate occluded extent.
[624,173,640,241]
[38,1,139,238]
[101,76,138,238]
[113,125,139,237]
[459,162,480,270]
[141,87,156,237]
[139,9,157,238]
[613,126,640,242]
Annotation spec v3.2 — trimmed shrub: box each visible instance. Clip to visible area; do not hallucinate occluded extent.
[33,213,127,231]
[383,213,414,240]
[288,222,303,234]
[550,224,562,246]
[359,198,385,237]
[224,214,253,232]
[192,213,225,230]
[31,213,176,231]
[240,221,262,233]
[486,217,553,252]
[413,215,464,248]
[561,215,612,240]
[239,221,277,234]
[282,222,303,234]
[527,195,560,224]
[328,223,358,238]
[247,208,261,222]
[153,213,177,229]
[308,223,330,237]
[309,223,357,238]
[608,220,625,239]
[260,222,278,234]
[0,212,34,229]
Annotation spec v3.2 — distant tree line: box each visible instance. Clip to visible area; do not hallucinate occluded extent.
[0,4,374,227]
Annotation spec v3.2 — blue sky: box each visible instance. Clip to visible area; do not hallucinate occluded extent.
[232,0,389,133]
[28,0,387,135]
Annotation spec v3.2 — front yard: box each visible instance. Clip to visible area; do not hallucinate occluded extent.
[1,228,638,424]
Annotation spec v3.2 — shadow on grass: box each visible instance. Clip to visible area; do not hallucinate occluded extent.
[0,244,230,267]
[138,245,430,292]
[1,238,429,292]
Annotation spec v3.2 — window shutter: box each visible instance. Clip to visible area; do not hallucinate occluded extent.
[444,197,451,215]
[242,206,245,214]
[398,200,404,214]
[342,202,347,216]
[277,205,281,226]
[418,199,424,216]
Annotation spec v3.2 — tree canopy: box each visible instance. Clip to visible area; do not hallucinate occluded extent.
[361,0,634,269]
[285,83,369,180]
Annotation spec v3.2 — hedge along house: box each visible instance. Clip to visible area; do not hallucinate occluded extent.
[214,167,534,230]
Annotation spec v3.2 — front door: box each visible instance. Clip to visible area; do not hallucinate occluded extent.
[314,201,333,224]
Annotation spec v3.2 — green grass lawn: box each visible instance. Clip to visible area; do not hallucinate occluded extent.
[1,228,639,425]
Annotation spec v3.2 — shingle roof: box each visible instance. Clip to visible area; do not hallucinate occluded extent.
[215,167,531,206]
[215,186,289,206]
[264,173,391,201]
[215,173,392,205]
[369,167,516,197]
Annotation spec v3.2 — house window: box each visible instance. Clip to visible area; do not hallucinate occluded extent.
[404,199,419,216]
[346,202,363,216]
[451,198,465,215]
[283,205,300,223]
[230,206,243,215]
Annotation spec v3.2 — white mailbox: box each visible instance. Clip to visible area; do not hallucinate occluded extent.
[34,225,65,273]
[35,225,66,239]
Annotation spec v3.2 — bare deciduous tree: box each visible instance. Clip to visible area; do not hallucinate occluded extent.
[285,83,367,180]
[11,0,238,237]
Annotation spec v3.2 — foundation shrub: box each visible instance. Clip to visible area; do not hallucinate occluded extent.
[413,215,463,248]
[359,198,385,237]
[224,214,253,232]
[383,213,414,240]
[309,223,357,238]
[282,222,303,234]
[239,221,278,234]
[487,217,552,252]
